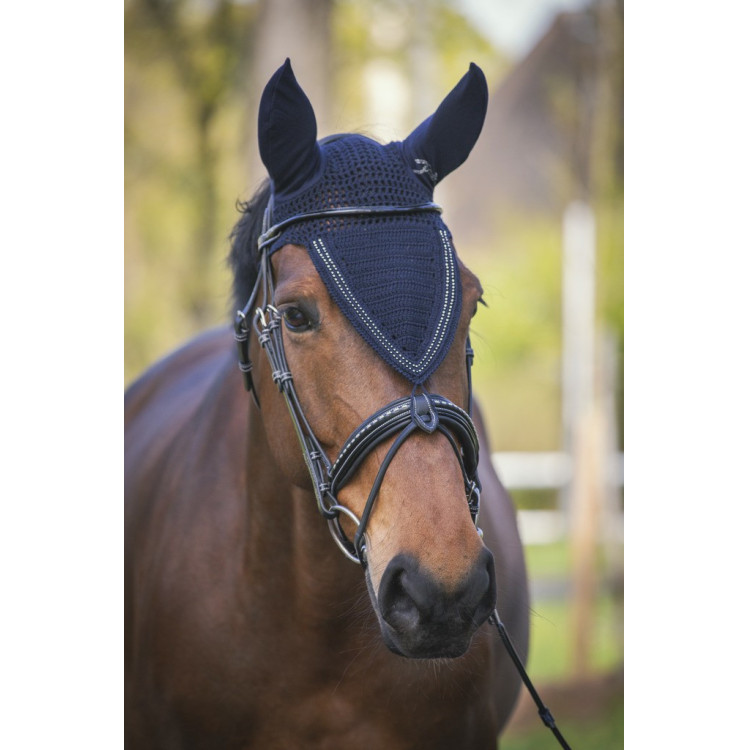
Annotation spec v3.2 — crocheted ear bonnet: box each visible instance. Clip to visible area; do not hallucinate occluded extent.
[258,59,488,385]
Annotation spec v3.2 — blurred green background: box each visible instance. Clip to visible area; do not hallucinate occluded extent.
[125,1,623,746]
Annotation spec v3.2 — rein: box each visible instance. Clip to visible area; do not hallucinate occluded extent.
[490,611,572,749]
[233,201,572,749]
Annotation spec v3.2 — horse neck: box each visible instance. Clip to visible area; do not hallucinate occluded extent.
[242,402,366,627]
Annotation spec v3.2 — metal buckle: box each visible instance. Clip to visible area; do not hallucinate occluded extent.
[326,504,363,564]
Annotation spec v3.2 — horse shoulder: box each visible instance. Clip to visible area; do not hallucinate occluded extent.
[125,327,256,742]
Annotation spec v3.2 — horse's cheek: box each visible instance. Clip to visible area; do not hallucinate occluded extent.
[261,390,311,487]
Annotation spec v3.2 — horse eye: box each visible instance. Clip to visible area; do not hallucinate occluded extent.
[282,306,312,332]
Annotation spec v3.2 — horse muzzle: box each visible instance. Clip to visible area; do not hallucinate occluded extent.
[374,547,497,659]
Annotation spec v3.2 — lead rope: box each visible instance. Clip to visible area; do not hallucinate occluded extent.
[489,610,572,749]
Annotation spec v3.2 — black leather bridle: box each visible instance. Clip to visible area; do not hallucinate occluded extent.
[233,199,573,749]
[234,200,482,566]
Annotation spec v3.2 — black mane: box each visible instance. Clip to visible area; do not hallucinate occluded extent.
[227,179,272,315]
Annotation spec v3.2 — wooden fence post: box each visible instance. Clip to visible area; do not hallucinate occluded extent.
[570,400,606,676]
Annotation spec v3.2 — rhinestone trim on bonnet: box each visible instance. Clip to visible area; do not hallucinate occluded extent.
[267,135,462,384]
[257,59,489,385]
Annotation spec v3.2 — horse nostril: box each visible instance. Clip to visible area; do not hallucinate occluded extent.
[378,550,496,634]
[379,558,427,632]
[376,551,497,658]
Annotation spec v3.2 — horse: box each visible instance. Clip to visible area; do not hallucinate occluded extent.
[125,59,530,749]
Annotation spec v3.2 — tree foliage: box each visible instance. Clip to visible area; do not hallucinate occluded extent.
[124,1,623,457]
[125,0,505,383]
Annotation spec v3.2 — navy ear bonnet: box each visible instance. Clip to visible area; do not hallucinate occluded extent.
[258,59,488,384]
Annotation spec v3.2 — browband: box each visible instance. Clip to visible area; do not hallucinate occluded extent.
[258,202,443,251]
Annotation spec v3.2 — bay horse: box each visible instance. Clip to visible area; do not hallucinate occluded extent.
[125,60,530,749]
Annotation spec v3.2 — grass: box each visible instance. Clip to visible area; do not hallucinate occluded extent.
[524,540,572,577]
[522,540,623,681]
[527,597,622,681]
[498,539,624,748]
[502,696,624,750]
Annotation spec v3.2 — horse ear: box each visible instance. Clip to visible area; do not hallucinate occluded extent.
[258,58,321,195]
[401,62,488,190]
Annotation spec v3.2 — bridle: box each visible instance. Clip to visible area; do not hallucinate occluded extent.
[233,199,572,749]
[234,200,482,566]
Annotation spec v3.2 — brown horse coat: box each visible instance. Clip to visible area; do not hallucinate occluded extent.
[125,246,529,749]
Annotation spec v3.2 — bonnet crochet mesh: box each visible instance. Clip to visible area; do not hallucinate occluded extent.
[267,134,461,385]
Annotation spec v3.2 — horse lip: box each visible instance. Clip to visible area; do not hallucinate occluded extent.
[380,619,474,659]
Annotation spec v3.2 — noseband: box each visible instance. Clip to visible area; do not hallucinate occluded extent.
[234,201,482,566]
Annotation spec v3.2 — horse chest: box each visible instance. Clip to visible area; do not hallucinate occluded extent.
[229,663,497,750]
[153,609,498,750]
[257,619,499,746]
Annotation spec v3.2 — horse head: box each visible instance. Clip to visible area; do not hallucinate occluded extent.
[236,59,495,660]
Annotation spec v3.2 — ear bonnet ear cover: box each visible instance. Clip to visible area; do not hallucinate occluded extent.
[258,59,488,385]
[258,59,321,196]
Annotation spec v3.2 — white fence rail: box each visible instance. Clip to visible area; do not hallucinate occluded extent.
[491,451,624,490]
[491,451,624,545]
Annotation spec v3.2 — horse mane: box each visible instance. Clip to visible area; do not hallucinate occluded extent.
[227,178,272,316]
